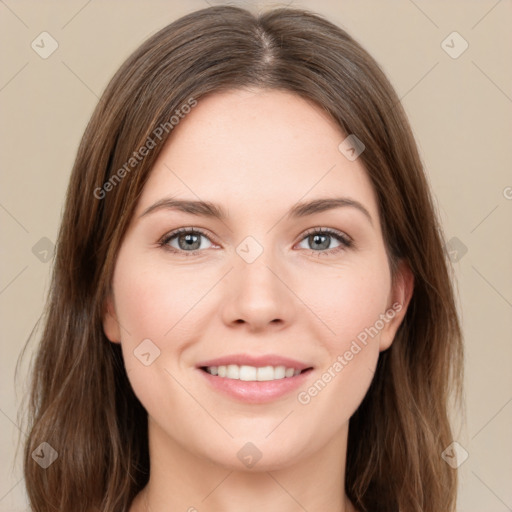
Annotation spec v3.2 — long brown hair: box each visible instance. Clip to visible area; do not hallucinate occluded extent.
[19,6,463,511]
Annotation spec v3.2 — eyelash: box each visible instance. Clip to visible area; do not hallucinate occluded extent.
[158,227,353,257]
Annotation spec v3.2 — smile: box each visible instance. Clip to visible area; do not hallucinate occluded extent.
[202,364,309,381]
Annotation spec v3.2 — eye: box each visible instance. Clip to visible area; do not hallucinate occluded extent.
[159,227,214,254]
[297,228,352,255]
[158,226,352,256]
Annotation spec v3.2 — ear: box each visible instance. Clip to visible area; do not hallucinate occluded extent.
[379,259,414,352]
[102,294,121,343]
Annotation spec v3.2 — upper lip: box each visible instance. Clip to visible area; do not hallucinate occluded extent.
[197,354,313,371]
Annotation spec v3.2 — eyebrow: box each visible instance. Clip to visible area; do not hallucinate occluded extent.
[139,197,373,225]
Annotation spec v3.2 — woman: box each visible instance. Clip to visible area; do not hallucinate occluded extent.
[21,5,463,512]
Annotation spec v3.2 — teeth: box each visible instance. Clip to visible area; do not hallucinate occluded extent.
[274,366,286,379]
[257,366,275,381]
[204,364,304,381]
[226,364,239,379]
[239,365,257,381]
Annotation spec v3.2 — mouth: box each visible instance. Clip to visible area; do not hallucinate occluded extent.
[196,354,314,403]
[200,364,313,381]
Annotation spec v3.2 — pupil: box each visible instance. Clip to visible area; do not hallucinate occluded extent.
[311,234,329,250]
[180,233,200,250]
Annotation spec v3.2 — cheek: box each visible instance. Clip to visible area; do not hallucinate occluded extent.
[111,253,219,402]
[293,258,390,407]
[298,257,391,348]
[112,254,211,343]
[111,260,201,427]
[293,289,386,437]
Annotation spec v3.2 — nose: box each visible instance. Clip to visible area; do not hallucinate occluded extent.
[220,248,296,332]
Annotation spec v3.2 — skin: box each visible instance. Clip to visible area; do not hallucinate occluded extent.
[103,89,414,512]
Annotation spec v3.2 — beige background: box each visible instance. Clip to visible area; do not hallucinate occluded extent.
[1,1,511,510]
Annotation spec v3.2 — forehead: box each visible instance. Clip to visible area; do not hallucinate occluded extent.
[136,89,379,221]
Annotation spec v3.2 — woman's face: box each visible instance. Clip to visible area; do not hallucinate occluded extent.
[103,89,412,470]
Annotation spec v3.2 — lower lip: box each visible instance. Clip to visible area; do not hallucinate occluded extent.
[198,368,313,404]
